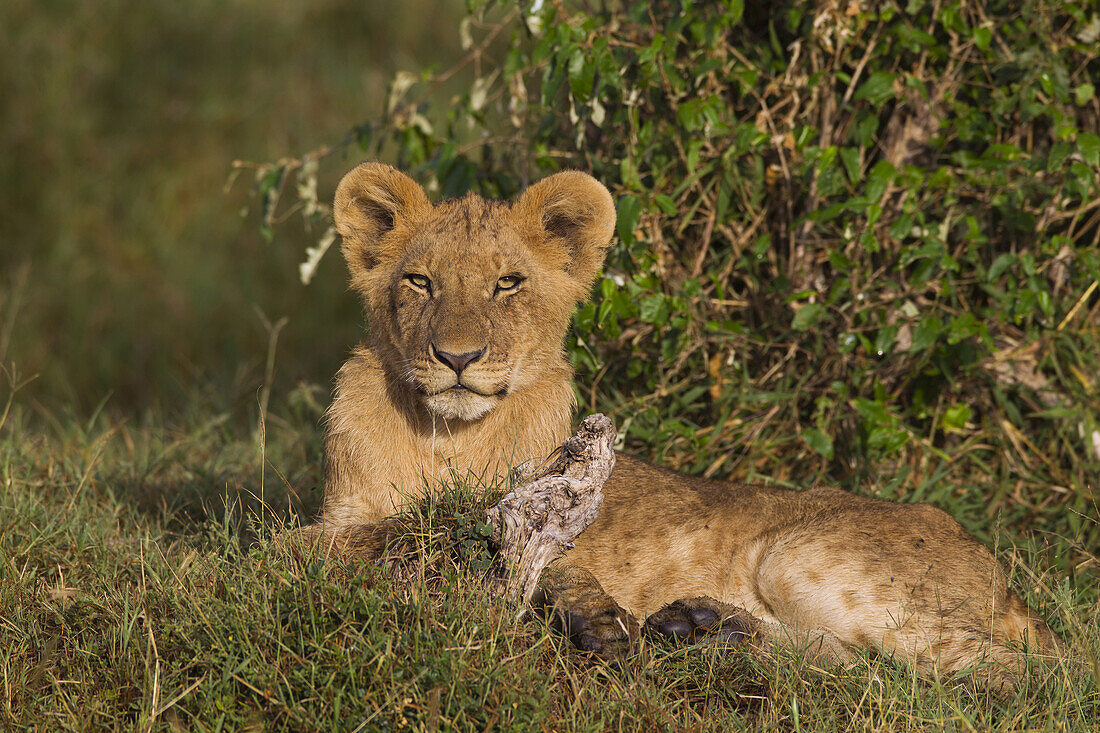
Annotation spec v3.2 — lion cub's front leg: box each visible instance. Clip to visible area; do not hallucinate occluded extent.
[532,563,639,658]
[280,520,400,561]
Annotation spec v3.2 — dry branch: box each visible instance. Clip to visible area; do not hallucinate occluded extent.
[486,414,616,603]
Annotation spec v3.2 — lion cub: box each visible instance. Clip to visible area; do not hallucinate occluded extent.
[307,161,1062,689]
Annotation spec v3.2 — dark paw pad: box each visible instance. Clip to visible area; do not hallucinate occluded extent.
[688,608,719,627]
[575,633,603,653]
[549,604,637,659]
[656,619,693,639]
[718,625,745,644]
[564,611,590,636]
[644,597,757,647]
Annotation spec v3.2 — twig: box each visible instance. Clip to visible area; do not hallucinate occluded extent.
[690,204,718,278]
[253,306,289,436]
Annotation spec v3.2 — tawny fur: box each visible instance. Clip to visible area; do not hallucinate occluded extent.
[307,161,1062,689]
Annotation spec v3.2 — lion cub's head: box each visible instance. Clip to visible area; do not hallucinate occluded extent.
[334,162,615,422]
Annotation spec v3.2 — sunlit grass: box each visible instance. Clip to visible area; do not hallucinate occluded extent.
[1,386,1096,731]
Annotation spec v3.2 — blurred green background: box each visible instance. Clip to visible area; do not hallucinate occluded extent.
[0,0,461,414]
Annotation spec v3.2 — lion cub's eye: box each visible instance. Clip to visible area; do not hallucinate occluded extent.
[495,275,524,295]
[404,273,432,294]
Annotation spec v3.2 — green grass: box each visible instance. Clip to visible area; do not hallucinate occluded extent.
[2,383,1098,732]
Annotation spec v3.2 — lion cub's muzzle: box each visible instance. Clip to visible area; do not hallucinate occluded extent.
[431,344,485,378]
[416,342,509,421]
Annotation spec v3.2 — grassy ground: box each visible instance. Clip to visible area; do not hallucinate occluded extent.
[2,381,1097,732]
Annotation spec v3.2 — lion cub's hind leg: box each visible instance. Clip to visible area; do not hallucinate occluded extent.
[645,597,852,668]
[750,503,1061,691]
[533,564,639,659]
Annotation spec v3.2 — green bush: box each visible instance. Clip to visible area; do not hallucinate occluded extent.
[254,0,1100,561]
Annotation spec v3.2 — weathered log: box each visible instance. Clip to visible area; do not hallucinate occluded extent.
[486,413,616,603]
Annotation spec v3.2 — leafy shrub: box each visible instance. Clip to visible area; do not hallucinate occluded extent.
[250,0,1100,560]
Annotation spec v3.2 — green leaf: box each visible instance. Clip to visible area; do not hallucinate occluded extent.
[873,326,897,356]
[803,428,834,459]
[854,72,896,106]
[815,145,845,196]
[791,303,826,331]
[868,425,910,453]
[1036,288,1053,317]
[816,145,838,173]
[567,48,594,102]
[1076,83,1096,106]
[865,160,896,201]
[574,302,596,331]
[727,0,745,25]
[947,312,981,344]
[987,253,1015,282]
[677,98,709,132]
[654,194,678,216]
[1078,132,1100,167]
[839,147,861,183]
[941,404,972,432]
[910,315,943,352]
[1048,141,1072,170]
[973,26,991,51]
[638,294,669,325]
[617,195,641,246]
[853,114,879,146]
[596,299,613,325]
[600,277,616,299]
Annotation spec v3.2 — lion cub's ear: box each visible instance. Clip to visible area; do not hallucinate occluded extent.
[334,162,431,276]
[513,171,616,291]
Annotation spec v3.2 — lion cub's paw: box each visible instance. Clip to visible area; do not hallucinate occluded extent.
[533,566,639,659]
[548,595,639,659]
[644,597,760,647]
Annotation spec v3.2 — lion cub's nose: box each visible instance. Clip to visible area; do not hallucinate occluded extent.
[432,345,486,375]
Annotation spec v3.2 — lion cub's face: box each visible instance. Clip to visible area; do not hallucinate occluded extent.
[334,163,616,421]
